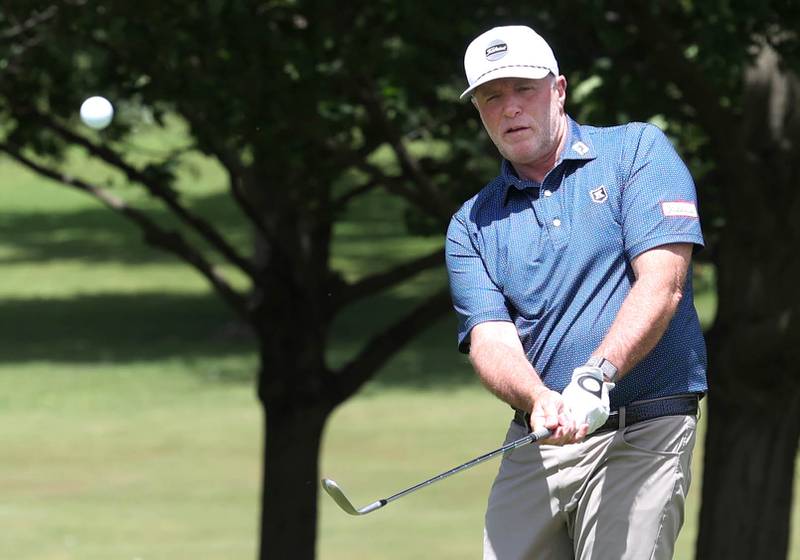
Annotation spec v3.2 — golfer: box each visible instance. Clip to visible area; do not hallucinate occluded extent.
[446,25,707,559]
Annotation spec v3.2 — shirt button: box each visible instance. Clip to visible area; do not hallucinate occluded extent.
[543,189,552,197]
[553,218,562,227]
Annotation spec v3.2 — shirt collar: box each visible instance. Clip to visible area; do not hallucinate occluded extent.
[560,116,597,163]
[500,116,596,203]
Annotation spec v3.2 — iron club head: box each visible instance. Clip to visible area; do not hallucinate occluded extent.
[321,478,386,516]
[320,428,552,518]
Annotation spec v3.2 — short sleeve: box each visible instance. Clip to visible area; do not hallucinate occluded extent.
[621,124,705,260]
[446,208,511,353]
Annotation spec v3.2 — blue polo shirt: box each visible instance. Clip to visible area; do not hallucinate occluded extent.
[446,117,707,408]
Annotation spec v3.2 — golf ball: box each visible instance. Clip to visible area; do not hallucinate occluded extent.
[79,96,114,129]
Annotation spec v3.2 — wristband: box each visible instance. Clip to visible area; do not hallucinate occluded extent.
[586,356,618,383]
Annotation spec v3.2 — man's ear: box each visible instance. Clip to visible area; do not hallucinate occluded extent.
[555,75,568,110]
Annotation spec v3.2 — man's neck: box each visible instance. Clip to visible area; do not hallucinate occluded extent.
[511,116,568,183]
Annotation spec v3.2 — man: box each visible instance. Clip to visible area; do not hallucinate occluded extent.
[445,25,707,559]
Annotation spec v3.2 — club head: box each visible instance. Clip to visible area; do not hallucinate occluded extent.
[321,478,385,516]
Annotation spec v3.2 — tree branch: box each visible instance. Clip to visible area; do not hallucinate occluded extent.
[0,5,57,41]
[331,177,382,212]
[0,142,250,319]
[332,246,444,311]
[30,112,259,283]
[360,88,454,221]
[214,150,271,238]
[332,287,452,405]
[211,149,322,296]
[357,161,434,212]
[0,5,57,81]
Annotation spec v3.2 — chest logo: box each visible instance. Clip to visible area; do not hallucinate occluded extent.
[590,185,608,203]
[572,141,590,156]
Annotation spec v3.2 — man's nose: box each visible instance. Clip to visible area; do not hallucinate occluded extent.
[502,98,522,118]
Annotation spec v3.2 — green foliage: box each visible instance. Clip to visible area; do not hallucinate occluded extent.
[0,2,492,244]
[5,1,798,245]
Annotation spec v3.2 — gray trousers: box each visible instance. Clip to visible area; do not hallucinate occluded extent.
[483,414,697,560]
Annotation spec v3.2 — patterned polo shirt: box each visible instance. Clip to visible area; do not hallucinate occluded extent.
[445,117,707,408]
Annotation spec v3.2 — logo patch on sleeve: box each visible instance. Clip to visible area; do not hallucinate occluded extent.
[661,201,698,218]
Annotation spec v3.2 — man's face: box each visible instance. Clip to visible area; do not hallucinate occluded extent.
[472,75,567,170]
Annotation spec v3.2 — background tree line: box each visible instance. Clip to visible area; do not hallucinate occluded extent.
[1,1,798,558]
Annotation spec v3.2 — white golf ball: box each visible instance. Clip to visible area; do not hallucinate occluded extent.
[79,96,114,129]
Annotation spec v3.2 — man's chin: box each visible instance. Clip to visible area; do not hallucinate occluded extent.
[500,147,540,166]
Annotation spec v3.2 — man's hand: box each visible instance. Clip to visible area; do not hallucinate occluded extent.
[530,387,589,445]
[561,365,614,434]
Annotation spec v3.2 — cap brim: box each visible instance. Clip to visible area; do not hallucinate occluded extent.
[460,66,552,100]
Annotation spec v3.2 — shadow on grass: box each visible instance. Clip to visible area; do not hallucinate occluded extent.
[0,192,251,265]
[0,291,254,363]
[0,288,475,389]
[0,185,426,268]
[1,179,471,388]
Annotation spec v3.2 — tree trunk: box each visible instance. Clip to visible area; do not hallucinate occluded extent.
[696,42,800,560]
[259,401,329,560]
[697,238,800,558]
[696,233,800,559]
[697,387,800,559]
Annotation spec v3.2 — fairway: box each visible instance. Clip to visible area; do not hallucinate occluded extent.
[1,151,798,560]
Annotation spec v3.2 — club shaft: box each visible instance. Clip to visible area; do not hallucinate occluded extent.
[382,427,551,505]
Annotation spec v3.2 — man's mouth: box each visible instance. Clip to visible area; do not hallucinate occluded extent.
[505,125,530,135]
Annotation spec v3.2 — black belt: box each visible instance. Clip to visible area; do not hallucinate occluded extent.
[512,393,699,434]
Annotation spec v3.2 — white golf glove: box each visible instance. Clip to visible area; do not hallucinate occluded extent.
[561,365,615,434]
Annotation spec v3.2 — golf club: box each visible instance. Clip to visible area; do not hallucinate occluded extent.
[321,426,552,516]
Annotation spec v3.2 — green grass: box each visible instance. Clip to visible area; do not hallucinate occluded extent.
[0,137,798,560]
[0,365,261,560]
[0,149,263,559]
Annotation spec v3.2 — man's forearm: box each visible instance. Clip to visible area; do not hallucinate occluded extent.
[470,321,590,444]
[594,278,681,377]
[469,322,548,413]
[594,244,692,378]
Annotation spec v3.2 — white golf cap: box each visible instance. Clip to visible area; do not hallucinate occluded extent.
[461,25,559,99]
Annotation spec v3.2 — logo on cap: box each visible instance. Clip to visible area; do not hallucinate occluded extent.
[485,40,508,61]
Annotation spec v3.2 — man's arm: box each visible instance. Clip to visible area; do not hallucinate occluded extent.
[592,243,693,378]
[558,242,694,437]
[469,321,586,443]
